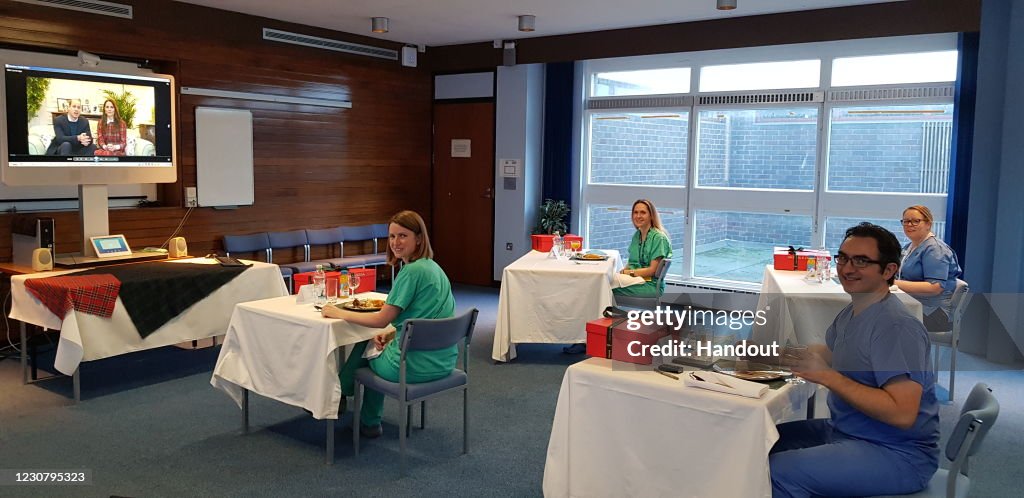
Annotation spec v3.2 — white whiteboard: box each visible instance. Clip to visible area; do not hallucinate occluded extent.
[195,107,253,207]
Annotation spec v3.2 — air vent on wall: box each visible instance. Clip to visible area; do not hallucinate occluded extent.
[828,84,954,102]
[263,28,398,61]
[12,0,132,19]
[698,92,824,106]
[587,95,694,110]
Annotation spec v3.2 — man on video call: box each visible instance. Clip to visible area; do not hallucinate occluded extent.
[769,222,939,497]
[46,99,96,156]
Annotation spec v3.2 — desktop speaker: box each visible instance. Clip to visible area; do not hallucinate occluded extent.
[169,237,188,258]
[31,248,53,271]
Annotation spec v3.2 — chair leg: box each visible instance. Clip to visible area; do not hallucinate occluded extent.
[399,401,407,477]
[949,342,958,401]
[421,400,426,429]
[353,382,362,455]
[406,405,412,438]
[463,388,469,454]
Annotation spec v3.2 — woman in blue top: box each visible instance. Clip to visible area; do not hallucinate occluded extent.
[893,205,962,331]
[613,199,673,299]
[324,210,456,438]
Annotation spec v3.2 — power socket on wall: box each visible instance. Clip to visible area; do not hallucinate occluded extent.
[506,242,513,251]
[185,187,198,207]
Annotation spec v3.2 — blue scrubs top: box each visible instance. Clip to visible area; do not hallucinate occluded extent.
[826,294,939,479]
[899,235,961,317]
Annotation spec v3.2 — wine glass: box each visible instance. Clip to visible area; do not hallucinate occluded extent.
[570,240,582,258]
[783,344,808,385]
[348,273,361,298]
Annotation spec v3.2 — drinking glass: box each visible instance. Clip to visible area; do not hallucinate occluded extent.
[783,344,808,385]
[325,277,339,304]
[348,273,361,297]
[570,240,582,258]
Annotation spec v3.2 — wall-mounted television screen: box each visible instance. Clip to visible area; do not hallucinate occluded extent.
[1,52,176,186]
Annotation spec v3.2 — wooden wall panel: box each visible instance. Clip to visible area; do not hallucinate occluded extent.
[0,0,431,263]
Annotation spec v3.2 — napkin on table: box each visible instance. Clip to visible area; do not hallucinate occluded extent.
[683,371,769,398]
[295,284,314,304]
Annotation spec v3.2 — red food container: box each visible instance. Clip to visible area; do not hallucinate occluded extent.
[531,234,555,252]
[293,267,376,294]
[773,246,816,271]
[586,317,670,365]
[531,233,583,252]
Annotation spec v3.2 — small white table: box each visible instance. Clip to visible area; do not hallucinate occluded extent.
[9,258,289,401]
[491,250,623,362]
[210,292,392,463]
[751,265,924,346]
[542,357,815,498]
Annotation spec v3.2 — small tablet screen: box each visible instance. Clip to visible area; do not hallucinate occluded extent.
[90,235,132,258]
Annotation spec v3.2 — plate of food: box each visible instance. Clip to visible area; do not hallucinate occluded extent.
[340,298,386,312]
[572,251,609,261]
[712,359,792,382]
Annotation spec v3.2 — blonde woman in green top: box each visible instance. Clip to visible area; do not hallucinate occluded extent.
[323,210,456,438]
[613,199,673,299]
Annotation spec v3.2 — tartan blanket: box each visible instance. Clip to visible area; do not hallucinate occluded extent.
[24,262,250,338]
[24,274,121,319]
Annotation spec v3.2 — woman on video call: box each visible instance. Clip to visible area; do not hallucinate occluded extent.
[893,204,962,331]
[95,99,127,156]
[322,210,456,439]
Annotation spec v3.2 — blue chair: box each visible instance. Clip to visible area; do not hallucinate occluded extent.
[876,383,999,498]
[222,232,270,262]
[929,279,971,401]
[342,224,388,268]
[353,308,479,476]
[297,227,362,273]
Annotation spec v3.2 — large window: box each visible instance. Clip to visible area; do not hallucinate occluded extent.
[580,35,959,288]
[589,112,689,186]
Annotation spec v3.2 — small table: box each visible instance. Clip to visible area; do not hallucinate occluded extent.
[751,265,924,346]
[491,250,622,362]
[542,357,816,498]
[210,292,392,463]
[8,258,289,401]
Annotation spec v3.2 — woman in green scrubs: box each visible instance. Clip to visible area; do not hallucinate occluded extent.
[613,199,672,299]
[324,210,456,438]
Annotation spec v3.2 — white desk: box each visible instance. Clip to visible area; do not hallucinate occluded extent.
[491,250,622,362]
[751,265,924,346]
[9,258,288,400]
[542,358,815,498]
[210,293,392,463]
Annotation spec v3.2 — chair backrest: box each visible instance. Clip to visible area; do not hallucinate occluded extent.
[399,309,479,369]
[268,230,309,262]
[950,279,971,335]
[223,232,270,261]
[653,258,672,282]
[372,223,389,253]
[342,225,376,242]
[941,383,999,498]
[305,227,345,246]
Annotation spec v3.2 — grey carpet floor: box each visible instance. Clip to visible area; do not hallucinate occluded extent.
[1,284,1021,497]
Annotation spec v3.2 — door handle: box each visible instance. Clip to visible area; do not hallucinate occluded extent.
[482,187,494,199]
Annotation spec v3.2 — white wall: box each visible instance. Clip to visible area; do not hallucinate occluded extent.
[493,64,545,280]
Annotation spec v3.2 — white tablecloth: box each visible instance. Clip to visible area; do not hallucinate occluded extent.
[542,357,815,498]
[751,265,924,346]
[8,258,288,375]
[210,293,393,420]
[492,250,622,362]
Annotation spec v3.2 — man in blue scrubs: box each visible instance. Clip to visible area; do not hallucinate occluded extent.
[769,223,939,498]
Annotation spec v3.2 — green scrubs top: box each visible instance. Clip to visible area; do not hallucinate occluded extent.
[373,258,457,378]
[615,227,673,298]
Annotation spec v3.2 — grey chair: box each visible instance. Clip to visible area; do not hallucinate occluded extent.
[876,383,999,498]
[930,279,971,401]
[613,258,672,309]
[353,308,479,476]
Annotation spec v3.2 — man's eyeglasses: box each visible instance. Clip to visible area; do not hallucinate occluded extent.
[834,254,885,268]
[900,219,925,226]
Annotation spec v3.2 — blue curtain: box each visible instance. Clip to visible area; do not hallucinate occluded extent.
[542,62,575,208]
[947,32,979,265]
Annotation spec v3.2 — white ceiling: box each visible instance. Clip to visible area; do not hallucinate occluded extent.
[174,0,898,48]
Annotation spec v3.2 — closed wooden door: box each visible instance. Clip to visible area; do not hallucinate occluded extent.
[431,101,495,286]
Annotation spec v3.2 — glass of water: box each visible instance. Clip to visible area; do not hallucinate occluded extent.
[348,273,361,297]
